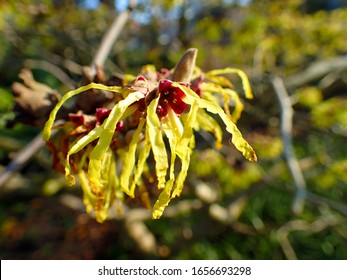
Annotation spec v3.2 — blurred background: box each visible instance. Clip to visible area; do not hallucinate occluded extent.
[1,0,347,259]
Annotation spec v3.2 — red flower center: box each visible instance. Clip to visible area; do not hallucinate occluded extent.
[96,108,123,131]
[156,79,189,118]
[191,74,204,97]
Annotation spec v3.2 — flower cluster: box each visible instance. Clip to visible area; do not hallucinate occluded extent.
[43,49,257,222]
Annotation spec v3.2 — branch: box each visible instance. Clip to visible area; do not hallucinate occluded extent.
[261,161,347,217]
[305,191,347,216]
[271,75,307,214]
[284,55,347,89]
[0,132,45,188]
[277,214,339,259]
[24,59,75,88]
[43,51,83,75]
[90,0,137,77]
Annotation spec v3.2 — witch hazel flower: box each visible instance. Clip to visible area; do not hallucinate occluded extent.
[43,48,257,222]
[156,79,190,117]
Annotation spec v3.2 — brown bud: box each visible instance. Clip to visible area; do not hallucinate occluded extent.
[172,48,198,83]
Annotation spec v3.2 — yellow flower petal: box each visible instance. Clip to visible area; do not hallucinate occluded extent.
[174,82,256,162]
[200,76,246,122]
[77,170,97,214]
[196,109,223,149]
[173,98,199,198]
[120,117,145,196]
[88,90,145,190]
[129,128,152,197]
[223,88,244,123]
[146,96,169,190]
[152,133,177,219]
[153,112,181,218]
[200,98,257,162]
[65,125,104,185]
[43,83,123,141]
[205,68,253,99]
[152,179,175,219]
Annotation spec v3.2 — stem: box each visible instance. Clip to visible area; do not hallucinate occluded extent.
[0,132,45,188]
[90,0,137,77]
[271,75,307,215]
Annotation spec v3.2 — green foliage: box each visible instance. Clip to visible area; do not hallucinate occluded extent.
[330,160,347,183]
[0,88,14,127]
[311,97,347,128]
[250,134,283,160]
[294,87,323,108]
[191,149,261,194]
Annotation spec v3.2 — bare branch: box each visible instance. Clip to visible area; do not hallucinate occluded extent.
[271,75,307,214]
[43,52,83,75]
[285,55,347,89]
[277,214,339,259]
[24,59,75,88]
[90,1,137,77]
[124,209,157,256]
[305,191,347,216]
[0,132,45,188]
[261,162,347,217]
